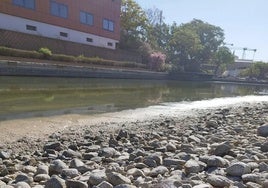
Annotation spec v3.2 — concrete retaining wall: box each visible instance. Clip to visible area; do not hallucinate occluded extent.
[0,61,168,80]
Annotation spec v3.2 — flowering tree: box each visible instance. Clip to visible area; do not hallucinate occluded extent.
[148,52,166,71]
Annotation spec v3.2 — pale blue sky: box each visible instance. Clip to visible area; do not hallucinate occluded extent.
[135,0,268,62]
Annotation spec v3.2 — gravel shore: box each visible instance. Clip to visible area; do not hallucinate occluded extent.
[0,101,268,188]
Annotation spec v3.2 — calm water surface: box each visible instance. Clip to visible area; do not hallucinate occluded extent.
[0,76,267,120]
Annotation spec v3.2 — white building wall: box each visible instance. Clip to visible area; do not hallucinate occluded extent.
[0,13,118,49]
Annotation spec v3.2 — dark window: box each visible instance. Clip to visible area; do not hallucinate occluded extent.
[80,11,94,26]
[60,32,68,37]
[50,1,68,18]
[26,25,37,31]
[13,0,35,9]
[103,19,114,32]
[86,38,93,42]
[107,42,113,47]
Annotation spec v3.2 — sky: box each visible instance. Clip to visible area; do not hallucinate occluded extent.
[134,0,268,62]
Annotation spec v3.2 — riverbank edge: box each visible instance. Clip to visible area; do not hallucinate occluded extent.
[0,100,267,187]
[1,57,268,85]
[0,58,212,81]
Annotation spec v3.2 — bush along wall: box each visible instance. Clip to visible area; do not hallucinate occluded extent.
[0,46,147,70]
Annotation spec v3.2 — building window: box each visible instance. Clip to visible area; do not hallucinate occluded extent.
[60,32,68,37]
[13,0,35,9]
[103,19,114,32]
[80,11,94,26]
[86,38,93,43]
[50,1,68,18]
[26,25,37,31]
[107,42,113,47]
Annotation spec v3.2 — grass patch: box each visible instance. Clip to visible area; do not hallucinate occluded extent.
[0,46,146,69]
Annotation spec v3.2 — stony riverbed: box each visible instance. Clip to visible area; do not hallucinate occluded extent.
[0,102,268,188]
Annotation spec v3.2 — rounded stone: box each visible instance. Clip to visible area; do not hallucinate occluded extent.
[14,182,31,188]
[150,166,169,177]
[226,162,251,177]
[207,156,228,167]
[49,159,68,175]
[106,172,131,186]
[34,174,50,182]
[44,175,66,188]
[207,175,231,187]
[257,124,268,137]
[61,168,79,178]
[184,160,200,175]
[66,180,88,188]
[35,165,49,175]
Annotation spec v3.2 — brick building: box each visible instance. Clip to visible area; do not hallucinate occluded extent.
[0,0,121,50]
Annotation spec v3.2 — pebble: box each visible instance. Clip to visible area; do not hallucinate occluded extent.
[257,124,268,137]
[0,103,268,188]
[106,172,131,186]
[206,174,231,187]
[184,160,201,175]
[226,162,251,177]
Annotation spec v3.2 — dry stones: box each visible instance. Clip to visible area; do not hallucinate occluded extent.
[207,156,228,167]
[242,173,261,183]
[14,182,31,188]
[150,166,169,177]
[260,141,268,152]
[257,124,268,137]
[206,174,231,187]
[49,159,68,175]
[88,169,107,186]
[184,160,201,175]
[98,147,119,158]
[106,172,131,186]
[62,149,82,158]
[66,180,88,188]
[212,142,231,156]
[0,151,11,159]
[226,162,251,177]
[96,181,113,188]
[44,175,66,188]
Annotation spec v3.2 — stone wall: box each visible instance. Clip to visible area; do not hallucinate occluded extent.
[0,29,142,63]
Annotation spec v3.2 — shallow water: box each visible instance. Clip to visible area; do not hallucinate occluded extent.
[0,76,267,120]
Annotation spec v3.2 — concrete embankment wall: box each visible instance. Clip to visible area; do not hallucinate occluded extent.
[0,61,168,80]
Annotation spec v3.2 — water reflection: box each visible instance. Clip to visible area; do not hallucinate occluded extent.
[0,76,267,120]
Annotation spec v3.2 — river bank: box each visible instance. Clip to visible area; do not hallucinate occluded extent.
[0,99,268,187]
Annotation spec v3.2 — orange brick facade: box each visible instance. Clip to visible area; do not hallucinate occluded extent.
[0,0,121,41]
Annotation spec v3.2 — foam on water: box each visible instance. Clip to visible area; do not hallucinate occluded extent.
[116,95,268,121]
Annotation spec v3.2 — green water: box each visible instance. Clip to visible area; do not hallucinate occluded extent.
[0,76,267,120]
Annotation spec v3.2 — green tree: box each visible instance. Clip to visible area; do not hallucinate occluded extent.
[214,46,235,74]
[241,62,268,80]
[168,26,203,71]
[167,19,225,72]
[182,19,225,65]
[120,0,149,49]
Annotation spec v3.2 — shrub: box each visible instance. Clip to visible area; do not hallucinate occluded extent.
[0,46,42,59]
[38,47,52,59]
[51,54,76,62]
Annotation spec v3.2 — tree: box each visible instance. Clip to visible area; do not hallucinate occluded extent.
[241,62,268,80]
[182,19,225,65]
[120,0,149,49]
[166,19,225,72]
[214,46,235,74]
[168,26,203,71]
